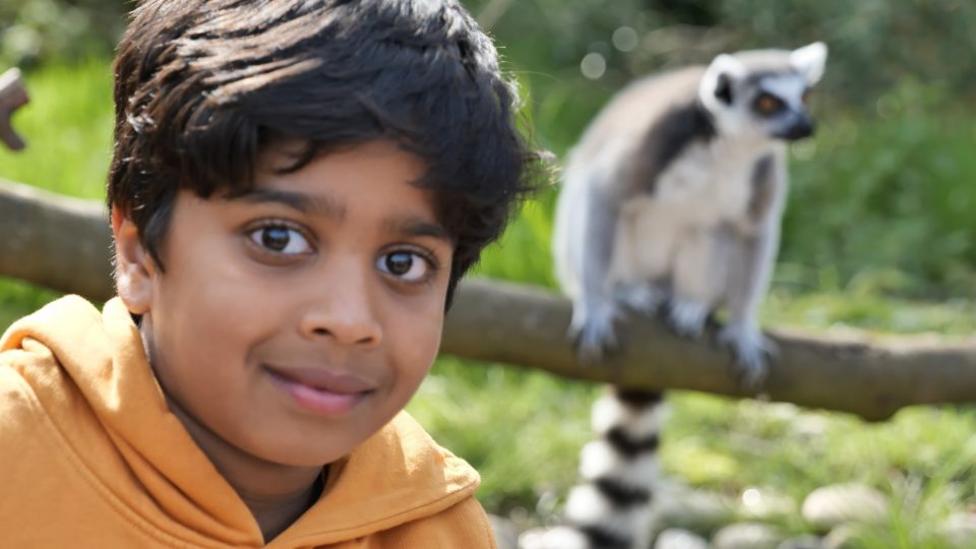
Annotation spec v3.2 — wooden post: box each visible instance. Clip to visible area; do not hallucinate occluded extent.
[0,68,29,151]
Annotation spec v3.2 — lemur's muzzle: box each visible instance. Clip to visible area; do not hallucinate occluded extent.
[776,111,815,141]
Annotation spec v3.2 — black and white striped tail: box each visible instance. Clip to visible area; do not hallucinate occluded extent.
[520,387,665,549]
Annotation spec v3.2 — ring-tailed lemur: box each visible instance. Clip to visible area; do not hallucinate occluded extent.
[522,43,827,549]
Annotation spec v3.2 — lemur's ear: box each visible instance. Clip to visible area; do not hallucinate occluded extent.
[790,42,828,85]
[699,53,746,108]
[111,206,156,315]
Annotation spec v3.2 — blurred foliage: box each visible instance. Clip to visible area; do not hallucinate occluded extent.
[0,0,126,66]
[3,0,975,107]
[782,87,976,300]
[463,0,976,131]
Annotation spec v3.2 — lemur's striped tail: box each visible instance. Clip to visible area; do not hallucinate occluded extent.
[520,388,666,549]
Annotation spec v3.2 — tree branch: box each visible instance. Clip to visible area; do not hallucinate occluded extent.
[0,179,114,301]
[0,68,29,151]
[443,279,976,420]
[2,179,975,420]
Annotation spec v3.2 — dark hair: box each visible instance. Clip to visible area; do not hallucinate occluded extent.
[108,0,538,306]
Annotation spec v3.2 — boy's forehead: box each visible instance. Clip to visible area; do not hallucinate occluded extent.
[230,141,450,239]
[258,139,428,180]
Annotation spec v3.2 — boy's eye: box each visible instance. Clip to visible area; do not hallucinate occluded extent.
[377,251,430,282]
[248,225,312,255]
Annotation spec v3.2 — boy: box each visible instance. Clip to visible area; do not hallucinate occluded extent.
[0,0,534,546]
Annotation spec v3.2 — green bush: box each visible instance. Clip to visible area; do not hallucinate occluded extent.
[783,81,976,299]
[0,0,125,67]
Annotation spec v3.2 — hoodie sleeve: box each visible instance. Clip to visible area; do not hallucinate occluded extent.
[368,496,497,548]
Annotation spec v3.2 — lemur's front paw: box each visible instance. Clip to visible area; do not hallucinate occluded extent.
[569,303,620,365]
[617,284,664,316]
[666,298,710,338]
[718,323,776,389]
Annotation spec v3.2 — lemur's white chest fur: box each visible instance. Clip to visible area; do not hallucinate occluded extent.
[610,138,775,285]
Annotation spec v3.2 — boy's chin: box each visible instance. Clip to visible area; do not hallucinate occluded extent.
[238,413,394,468]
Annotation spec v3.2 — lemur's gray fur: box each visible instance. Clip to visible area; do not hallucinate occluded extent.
[553,42,827,387]
[526,43,828,549]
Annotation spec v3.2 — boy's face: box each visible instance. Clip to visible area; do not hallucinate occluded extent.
[113,141,453,467]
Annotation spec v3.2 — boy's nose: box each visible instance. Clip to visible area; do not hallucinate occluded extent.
[298,260,383,348]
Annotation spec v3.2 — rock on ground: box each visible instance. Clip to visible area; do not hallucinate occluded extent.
[777,534,825,549]
[942,512,976,548]
[488,514,519,549]
[801,483,888,531]
[654,528,709,549]
[739,487,798,521]
[655,481,737,534]
[712,522,783,549]
[822,524,861,549]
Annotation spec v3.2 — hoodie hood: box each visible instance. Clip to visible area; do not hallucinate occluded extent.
[0,295,480,547]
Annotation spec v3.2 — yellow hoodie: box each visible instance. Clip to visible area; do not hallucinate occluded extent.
[0,296,496,548]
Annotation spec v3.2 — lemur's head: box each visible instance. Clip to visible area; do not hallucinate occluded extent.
[698,42,827,141]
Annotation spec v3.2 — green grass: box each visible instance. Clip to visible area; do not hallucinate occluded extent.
[4,60,976,549]
[0,57,112,328]
[0,58,113,198]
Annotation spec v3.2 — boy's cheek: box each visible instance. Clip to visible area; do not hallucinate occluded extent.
[392,316,443,378]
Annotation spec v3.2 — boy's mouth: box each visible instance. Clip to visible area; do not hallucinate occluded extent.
[263,364,376,416]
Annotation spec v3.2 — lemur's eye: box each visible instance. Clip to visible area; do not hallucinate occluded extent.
[754,93,785,116]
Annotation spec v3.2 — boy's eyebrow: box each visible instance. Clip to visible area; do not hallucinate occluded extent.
[232,189,346,220]
[384,217,453,243]
[231,188,451,243]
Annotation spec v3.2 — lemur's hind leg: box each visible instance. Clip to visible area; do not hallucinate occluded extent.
[719,227,778,387]
[567,184,627,364]
[719,153,787,388]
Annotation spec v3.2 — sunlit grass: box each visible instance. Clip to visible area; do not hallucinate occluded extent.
[0,57,112,198]
[0,58,112,328]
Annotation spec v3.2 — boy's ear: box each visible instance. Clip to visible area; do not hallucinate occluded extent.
[111,206,155,315]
